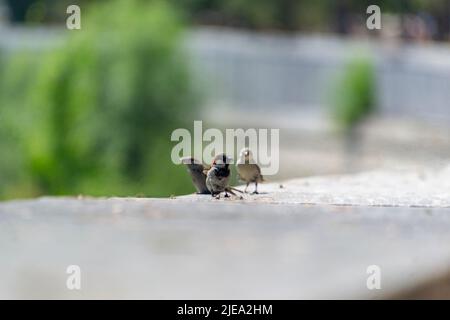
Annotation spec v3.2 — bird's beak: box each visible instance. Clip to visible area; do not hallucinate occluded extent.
[221,157,232,165]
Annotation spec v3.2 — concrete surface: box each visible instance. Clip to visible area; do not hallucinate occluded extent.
[1,168,450,299]
[212,167,450,207]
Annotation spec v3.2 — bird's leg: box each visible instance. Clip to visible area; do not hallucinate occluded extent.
[244,182,249,193]
[252,182,259,194]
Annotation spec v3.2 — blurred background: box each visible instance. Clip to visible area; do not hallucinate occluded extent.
[0,0,450,199]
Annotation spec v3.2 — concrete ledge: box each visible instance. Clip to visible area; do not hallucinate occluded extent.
[1,168,450,299]
[176,167,450,207]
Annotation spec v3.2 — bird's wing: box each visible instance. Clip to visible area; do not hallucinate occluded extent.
[255,164,265,181]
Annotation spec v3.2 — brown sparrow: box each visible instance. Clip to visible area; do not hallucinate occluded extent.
[236,148,264,194]
[180,157,211,194]
[206,153,237,198]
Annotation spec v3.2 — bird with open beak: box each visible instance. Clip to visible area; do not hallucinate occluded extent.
[236,148,264,194]
[180,157,211,194]
[206,153,235,198]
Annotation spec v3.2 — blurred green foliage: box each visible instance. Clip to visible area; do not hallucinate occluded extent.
[169,0,450,36]
[6,0,450,36]
[331,57,376,132]
[0,0,198,199]
[6,0,89,23]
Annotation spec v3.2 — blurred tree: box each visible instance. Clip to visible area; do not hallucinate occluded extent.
[4,0,32,22]
[0,52,40,197]
[4,0,450,40]
[332,57,376,132]
[0,0,198,198]
[418,0,450,41]
[330,56,376,170]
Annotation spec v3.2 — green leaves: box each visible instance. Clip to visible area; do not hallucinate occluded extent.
[331,57,376,131]
[0,0,197,199]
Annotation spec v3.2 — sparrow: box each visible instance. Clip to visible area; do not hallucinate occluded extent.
[236,148,264,194]
[180,157,211,194]
[206,153,241,198]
